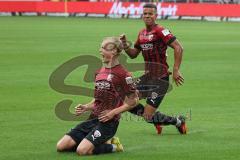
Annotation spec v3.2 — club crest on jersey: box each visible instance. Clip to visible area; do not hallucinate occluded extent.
[148,34,154,41]
[107,74,114,81]
[140,34,154,41]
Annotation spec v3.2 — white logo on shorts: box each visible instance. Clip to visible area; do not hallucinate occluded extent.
[150,99,155,104]
[94,130,101,138]
[92,130,101,141]
[151,92,158,100]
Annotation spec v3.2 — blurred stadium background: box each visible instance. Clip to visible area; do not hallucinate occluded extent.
[1,0,240,21]
[0,1,240,160]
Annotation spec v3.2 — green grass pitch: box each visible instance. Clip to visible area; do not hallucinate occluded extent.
[0,16,240,160]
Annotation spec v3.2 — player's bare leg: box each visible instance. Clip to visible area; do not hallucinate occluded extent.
[56,135,77,152]
[129,103,187,134]
[150,109,187,134]
[76,138,95,155]
[76,138,123,156]
[142,104,156,121]
[142,104,163,134]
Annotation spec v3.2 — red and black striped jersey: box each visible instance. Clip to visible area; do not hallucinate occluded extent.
[90,64,135,121]
[134,24,176,78]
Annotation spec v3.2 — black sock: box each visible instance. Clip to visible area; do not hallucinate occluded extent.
[128,103,145,116]
[93,144,113,155]
[149,111,177,126]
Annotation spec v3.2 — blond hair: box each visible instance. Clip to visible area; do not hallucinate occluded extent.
[101,37,124,54]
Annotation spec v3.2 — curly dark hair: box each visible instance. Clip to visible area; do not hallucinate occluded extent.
[143,3,157,10]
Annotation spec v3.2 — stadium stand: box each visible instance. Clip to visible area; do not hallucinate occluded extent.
[0,0,240,21]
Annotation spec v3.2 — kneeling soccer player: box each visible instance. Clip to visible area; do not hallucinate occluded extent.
[56,37,138,156]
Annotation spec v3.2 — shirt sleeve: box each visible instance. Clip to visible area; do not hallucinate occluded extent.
[156,27,176,45]
[121,72,136,95]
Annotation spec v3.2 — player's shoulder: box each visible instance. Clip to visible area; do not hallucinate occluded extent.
[113,65,135,86]
[155,24,173,37]
[115,64,130,74]
[95,67,108,78]
[113,65,131,77]
[139,28,146,34]
[154,24,167,32]
[95,67,103,74]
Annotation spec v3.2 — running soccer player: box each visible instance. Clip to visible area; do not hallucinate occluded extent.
[56,37,138,155]
[120,3,187,134]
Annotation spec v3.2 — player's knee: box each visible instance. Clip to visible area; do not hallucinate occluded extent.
[143,112,154,121]
[76,146,90,156]
[56,141,65,152]
[143,114,153,121]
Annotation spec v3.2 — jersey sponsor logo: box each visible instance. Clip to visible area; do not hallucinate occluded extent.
[95,81,111,90]
[125,76,133,84]
[162,29,170,36]
[140,43,153,50]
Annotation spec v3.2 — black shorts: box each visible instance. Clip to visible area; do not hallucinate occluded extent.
[136,75,170,108]
[66,118,119,146]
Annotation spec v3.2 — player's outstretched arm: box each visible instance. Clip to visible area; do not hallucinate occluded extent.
[75,99,95,116]
[169,39,184,86]
[120,34,140,59]
[98,92,139,122]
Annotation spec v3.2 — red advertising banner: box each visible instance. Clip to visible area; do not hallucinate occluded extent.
[0,1,240,17]
[0,2,36,12]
